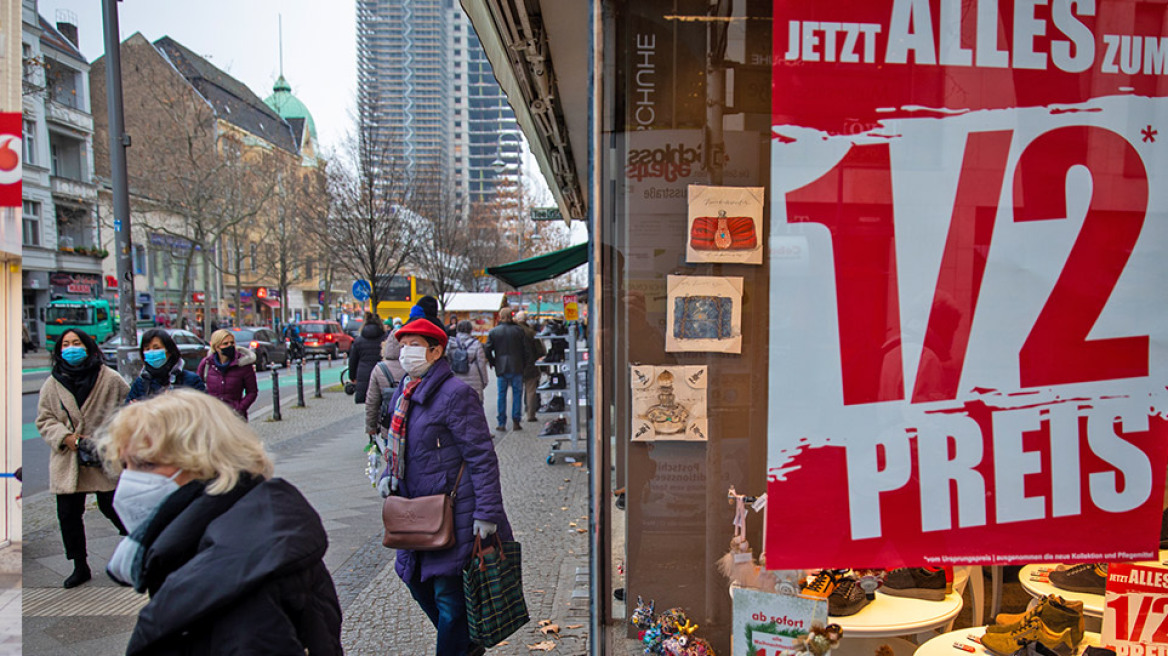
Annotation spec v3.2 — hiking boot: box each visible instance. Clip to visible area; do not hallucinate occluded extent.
[1049,563,1107,595]
[982,618,1077,656]
[828,577,869,616]
[990,595,1085,643]
[881,567,947,601]
[800,569,843,599]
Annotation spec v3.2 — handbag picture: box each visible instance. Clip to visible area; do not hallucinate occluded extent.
[464,534,529,647]
[690,213,757,251]
[382,463,465,551]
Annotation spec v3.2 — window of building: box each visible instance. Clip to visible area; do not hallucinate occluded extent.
[250,242,257,273]
[46,61,80,109]
[22,119,36,166]
[133,244,147,275]
[305,258,314,279]
[22,200,40,246]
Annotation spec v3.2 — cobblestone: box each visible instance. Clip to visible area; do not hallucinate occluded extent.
[23,373,595,655]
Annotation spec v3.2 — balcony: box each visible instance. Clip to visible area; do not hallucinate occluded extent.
[46,102,93,134]
[55,250,105,274]
[51,176,97,203]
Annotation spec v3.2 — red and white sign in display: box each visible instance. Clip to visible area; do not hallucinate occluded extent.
[766,0,1168,569]
[1102,563,1168,653]
[0,113,21,207]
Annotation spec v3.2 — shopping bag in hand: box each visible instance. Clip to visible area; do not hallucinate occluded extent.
[463,535,529,648]
[364,435,384,488]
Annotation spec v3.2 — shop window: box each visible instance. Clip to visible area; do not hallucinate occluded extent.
[22,200,40,247]
[133,244,146,275]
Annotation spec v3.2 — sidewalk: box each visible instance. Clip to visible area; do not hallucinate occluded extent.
[22,351,52,395]
[22,376,592,655]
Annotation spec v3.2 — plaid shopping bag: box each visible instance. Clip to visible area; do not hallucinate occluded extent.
[463,535,530,647]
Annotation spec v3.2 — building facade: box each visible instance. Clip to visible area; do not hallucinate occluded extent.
[21,1,103,349]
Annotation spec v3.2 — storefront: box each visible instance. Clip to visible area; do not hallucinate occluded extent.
[467,1,1168,653]
[1,200,22,545]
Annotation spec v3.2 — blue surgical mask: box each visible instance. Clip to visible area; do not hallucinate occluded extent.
[143,349,168,368]
[61,346,88,365]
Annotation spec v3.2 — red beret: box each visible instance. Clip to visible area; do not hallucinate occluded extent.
[395,318,449,347]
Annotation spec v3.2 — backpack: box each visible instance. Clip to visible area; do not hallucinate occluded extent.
[448,336,471,374]
[376,362,397,429]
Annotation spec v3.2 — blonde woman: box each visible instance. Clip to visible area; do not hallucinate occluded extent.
[197,329,258,420]
[36,329,129,588]
[97,389,341,654]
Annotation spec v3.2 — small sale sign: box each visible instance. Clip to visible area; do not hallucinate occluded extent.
[766,0,1168,568]
[1103,562,1168,653]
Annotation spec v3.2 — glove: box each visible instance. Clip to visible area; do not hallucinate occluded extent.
[377,476,391,499]
[473,519,497,539]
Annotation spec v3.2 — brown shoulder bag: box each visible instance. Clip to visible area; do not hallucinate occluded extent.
[382,463,466,551]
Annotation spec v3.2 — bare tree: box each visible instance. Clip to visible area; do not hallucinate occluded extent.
[310,118,417,308]
[407,169,472,312]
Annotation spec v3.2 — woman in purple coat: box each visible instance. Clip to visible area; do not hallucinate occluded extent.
[377,318,511,656]
[197,330,258,420]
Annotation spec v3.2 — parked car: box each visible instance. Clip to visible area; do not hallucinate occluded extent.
[100,329,207,372]
[229,327,288,371]
[296,320,353,360]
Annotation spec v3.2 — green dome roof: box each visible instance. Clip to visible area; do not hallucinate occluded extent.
[264,75,317,141]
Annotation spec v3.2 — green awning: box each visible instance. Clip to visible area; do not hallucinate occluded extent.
[487,242,588,288]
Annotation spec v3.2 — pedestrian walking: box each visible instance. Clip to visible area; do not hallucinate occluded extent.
[197,329,259,420]
[514,311,545,423]
[483,306,532,433]
[365,332,405,441]
[126,329,205,403]
[449,319,489,403]
[22,322,34,354]
[35,329,129,588]
[376,319,512,656]
[97,390,342,655]
[348,312,386,403]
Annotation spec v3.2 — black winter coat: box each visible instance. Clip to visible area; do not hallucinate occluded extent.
[349,322,387,403]
[484,321,531,376]
[126,477,341,656]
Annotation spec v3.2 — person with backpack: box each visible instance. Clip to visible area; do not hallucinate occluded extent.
[365,333,404,439]
[348,312,386,404]
[448,320,489,403]
[283,322,304,362]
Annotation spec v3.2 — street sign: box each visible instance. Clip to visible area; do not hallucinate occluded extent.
[352,280,371,302]
[318,279,327,291]
[530,206,563,221]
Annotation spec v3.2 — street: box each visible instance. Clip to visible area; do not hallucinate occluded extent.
[21,365,595,655]
[21,353,349,497]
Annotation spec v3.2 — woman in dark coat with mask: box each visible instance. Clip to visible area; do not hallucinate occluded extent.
[377,318,512,656]
[35,329,130,588]
[348,312,386,403]
[126,329,205,403]
[97,389,342,655]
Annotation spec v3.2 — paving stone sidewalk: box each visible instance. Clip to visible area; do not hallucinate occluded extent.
[22,375,592,655]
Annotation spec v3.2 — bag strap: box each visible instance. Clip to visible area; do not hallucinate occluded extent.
[377,361,396,387]
[58,399,76,433]
[472,533,507,571]
[448,462,466,500]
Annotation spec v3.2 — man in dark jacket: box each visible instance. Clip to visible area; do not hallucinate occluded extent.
[484,306,531,433]
[348,313,386,403]
[515,311,545,423]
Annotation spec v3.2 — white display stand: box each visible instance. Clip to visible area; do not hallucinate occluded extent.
[833,590,964,638]
[914,628,1101,656]
[534,323,587,464]
[1018,564,1104,619]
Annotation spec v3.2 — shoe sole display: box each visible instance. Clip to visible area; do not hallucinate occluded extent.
[880,585,945,601]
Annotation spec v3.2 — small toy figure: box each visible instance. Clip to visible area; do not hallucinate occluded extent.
[797,622,843,656]
[630,599,717,656]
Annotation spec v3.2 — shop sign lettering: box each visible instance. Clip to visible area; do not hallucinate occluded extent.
[766,0,1168,569]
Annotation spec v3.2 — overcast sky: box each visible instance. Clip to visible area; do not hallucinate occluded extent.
[37,0,357,151]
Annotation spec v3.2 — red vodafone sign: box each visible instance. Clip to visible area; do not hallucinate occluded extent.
[0,114,21,207]
[766,0,1168,569]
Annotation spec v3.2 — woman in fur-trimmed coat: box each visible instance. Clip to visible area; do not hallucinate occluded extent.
[36,329,130,588]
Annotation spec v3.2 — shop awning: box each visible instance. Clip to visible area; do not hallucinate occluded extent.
[486,243,588,289]
[260,298,281,309]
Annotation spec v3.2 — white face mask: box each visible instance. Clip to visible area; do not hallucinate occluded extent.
[399,344,433,378]
[114,469,183,535]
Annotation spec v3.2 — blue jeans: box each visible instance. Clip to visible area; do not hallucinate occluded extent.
[406,573,472,656]
[496,372,523,428]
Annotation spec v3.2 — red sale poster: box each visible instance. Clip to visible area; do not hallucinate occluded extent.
[0,113,20,207]
[1102,562,1168,652]
[766,1,1168,569]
